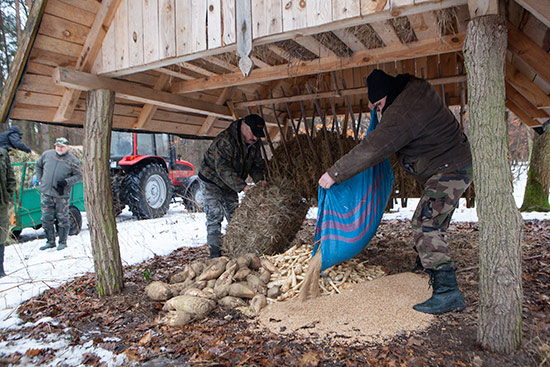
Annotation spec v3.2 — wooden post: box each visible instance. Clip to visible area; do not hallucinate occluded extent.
[83,89,124,297]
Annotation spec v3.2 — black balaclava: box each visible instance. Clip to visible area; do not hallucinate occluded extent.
[367,69,409,113]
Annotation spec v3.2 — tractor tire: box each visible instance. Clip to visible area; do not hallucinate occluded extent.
[68,205,82,236]
[111,173,126,216]
[126,163,172,219]
[183,179,202,213]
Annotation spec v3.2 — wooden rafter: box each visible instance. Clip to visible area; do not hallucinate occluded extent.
[408,12,439,40]
[204,56,240,72]
[514,0,550,28]
[370,20,403,47]
[133,73,171,129]
[53,0,123,122]
[171,33,465,94]
[156,67,194,80]
[506,83,549,119]
[179,62,217,77]
[294,36,336,57]
[506,100,541,127]
[506,61,550,109]
[331,29,366,52]
[53,68,233,119]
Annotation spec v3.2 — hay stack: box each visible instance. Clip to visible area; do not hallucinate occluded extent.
[223,182,309,257]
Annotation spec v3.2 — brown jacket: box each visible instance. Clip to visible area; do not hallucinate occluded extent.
[328,77,472,184]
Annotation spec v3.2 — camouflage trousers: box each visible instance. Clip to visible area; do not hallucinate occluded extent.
[0,204,9,244]
[411,164,473,270]
[199,179,238,256]
[41,194,70,233]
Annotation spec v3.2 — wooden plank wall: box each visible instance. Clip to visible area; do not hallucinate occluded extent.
[93,0,393,74]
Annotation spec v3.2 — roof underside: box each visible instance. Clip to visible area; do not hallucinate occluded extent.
[2,0,549,139]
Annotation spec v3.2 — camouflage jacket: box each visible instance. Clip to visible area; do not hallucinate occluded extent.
[199,120,266,193]
[328,78,472,185]
[0,148,16,206]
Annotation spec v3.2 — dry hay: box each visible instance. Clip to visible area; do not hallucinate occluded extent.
[435,8,458,36]
[313,32,352,58]
[390,17,417,43]
[349,24,383,49]
[222,182,309,258]
[270,132,358,201]
[9,150,40,191]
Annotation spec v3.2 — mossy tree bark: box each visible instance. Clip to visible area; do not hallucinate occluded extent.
[464,15,523,353]
[520,129,550,211]
[83,89,123,296]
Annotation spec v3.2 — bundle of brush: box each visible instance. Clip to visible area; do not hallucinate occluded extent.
[9,150,40,192]
[222,181,309,258]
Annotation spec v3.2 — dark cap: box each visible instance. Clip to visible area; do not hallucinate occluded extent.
[243,114,265,138]
[55,137,69,146]
[367,69,393,103]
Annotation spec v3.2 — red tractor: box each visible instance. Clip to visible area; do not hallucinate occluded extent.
[110,132,201,219]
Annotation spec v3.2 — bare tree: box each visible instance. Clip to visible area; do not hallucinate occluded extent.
[520,125,550,211]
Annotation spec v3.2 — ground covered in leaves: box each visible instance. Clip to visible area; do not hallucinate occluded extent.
[1,219,549,366]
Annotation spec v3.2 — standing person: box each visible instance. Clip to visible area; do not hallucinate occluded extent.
[0,126,32,153]
[0,148,16,277]
[318,69,473,315]
[198,114,267,258]
[35,138,82,251]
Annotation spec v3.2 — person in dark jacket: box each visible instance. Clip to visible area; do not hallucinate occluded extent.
[35,137,82,251]
[0,148,16,277]
[318,69,473,315]
[198,114,267,258]
[0,126,32,153]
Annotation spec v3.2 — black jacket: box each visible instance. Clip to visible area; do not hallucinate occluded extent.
[0,126,32,153]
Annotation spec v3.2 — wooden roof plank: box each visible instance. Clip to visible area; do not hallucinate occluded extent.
[0,0,48,124]
[507,22,550,84]
[506,100,541,127]
[514,0,550,28]
[171,33,465,94]
[506,61,550,108]
[506,82,549,119]
[54,0,123,122]
[45,0,95,27]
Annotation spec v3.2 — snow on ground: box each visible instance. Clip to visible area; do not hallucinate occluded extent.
[0,168,548,366]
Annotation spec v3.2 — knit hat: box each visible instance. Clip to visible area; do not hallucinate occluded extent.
[243,114,266,138]
[367,69,393,103]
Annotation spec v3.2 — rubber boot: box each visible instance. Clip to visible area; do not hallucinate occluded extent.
[207,233,221,258]
[413,267,466,314]
[0,243,6,278]
[39,224,56,250]
[57,227,69,251]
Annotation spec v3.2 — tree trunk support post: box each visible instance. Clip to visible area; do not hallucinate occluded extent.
[464,4,523,353]
[83,89,124,297]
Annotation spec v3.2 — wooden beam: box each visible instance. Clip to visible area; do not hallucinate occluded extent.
[507,22,550,84]
[204,56,240,72]
[294,36,336,57]
[157,67,194,80]
[0,0,47,124]
[408,12,439,40]
[179,62,217,77]
[506,83,549,119]
[506,100,541,127]
[197,87,234,136]
[53,0,123,122]
[171,33,465,94]
[250,56,271,68]
[370,20,403,47]
[103,0,467,78]
[53,68,233,119]
[331,29,366,52]
[514,0,550,28]
[506,61,550,109]
[133,74,171,129]
[234,75,466,108]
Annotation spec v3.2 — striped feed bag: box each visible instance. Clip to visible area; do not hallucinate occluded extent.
[313,111,394,271]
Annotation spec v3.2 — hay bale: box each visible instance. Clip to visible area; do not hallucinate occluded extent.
[222,182,309,257]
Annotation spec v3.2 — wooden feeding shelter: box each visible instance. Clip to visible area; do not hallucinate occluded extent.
[1,0,548,140]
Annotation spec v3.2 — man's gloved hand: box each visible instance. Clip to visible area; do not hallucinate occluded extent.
[55,179,67,195]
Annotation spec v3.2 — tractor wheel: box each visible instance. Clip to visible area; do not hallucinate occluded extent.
[68,205,82,236]
[183,179,202,213]
[126,163,172,219]
[111,173,126,216]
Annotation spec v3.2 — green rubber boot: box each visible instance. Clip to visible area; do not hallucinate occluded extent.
[413,268,466,315]
[40,225,56,250]
[57,227,69,251]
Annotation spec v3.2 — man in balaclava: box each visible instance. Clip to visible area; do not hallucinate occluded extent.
[198,114,267,258]
[0,125,32,153]
[318,69,473,315]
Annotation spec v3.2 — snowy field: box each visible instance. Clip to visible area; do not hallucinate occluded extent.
[0,168,548,366]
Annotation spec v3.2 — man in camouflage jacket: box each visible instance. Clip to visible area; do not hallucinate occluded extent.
[198,114,266,258]
[319,69,473,315]
[0,148,16,277]
[36,137,82,251]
